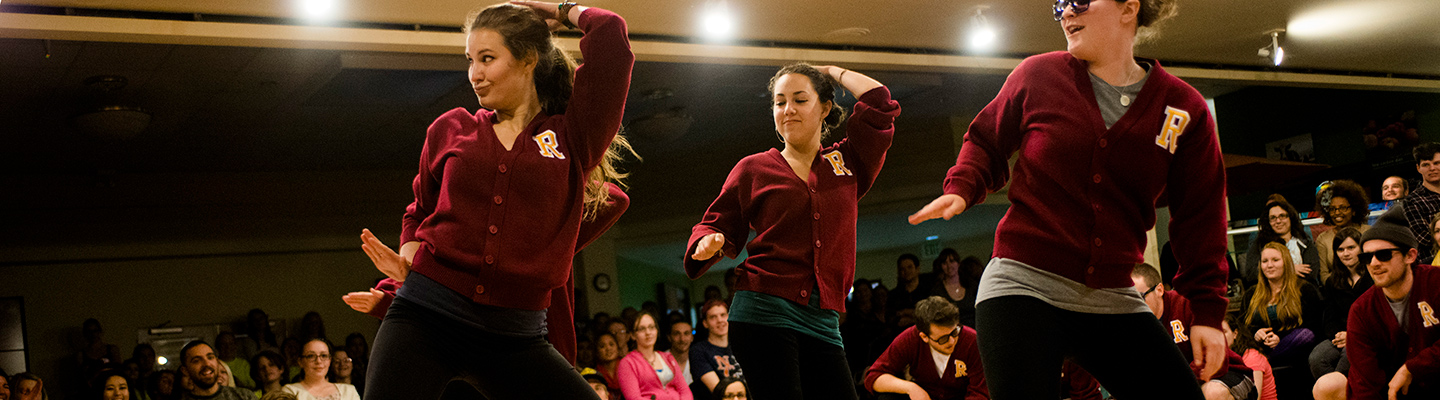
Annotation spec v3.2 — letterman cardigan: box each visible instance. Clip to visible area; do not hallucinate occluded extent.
[1346,264,1440,399]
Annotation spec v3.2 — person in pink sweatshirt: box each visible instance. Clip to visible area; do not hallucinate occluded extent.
[617,311,692,400]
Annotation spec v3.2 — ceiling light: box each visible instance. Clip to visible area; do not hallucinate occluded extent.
[1257,31,1284,66]
[1287,1,1409,39]
[158,356,169,366]
[699,1,735,41]
[967,8,998,52]
[297,0,339,22]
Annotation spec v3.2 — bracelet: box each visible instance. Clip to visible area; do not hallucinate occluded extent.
[838,69,848,83]
[558,2,579,29]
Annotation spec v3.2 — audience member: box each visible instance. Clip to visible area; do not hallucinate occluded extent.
[1224,314,1276,400]
[297,313,326,344]
[928,250,979,328]
[710,378,747,400]
[278,339,302,383]
[842,280,887,387]
[596,333,624,400]
[281,339,358,400]
[1344,207,1439,398]
[608,320,632,355]
[247,351,286,397]
[1310,227,1371,399]
[146,370,178,400]
[122,361,143,395]
[1240,242,1324,397]
[1315,180,1372,283]
[1381,176,1408,202]
[240,309,279,360]
[12,372,46,400]
[887,254,925,317]
[0,369,10,400]
[176,341,257,400]
[214,333,253,390]
[216,363,235,388]
[690,300,743,393]
[581,368,611,400]
[617,311,692,400]
[864,296,986,400]
[129,344,158,383]
[1430,211,1440,261]
[75,318,124,396]
[722,268,739,303]
[94,370,133,400]
[703,286,723,303]
[577,338,598,370]
[1402,142,1440,264]
[341,333,366,395]
[328,349,353,386]
[1243,195,1320,288]
[666,320,695,387]
[1131,264,1253,400]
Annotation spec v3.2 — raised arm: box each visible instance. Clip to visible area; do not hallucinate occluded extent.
[816,66,901,198]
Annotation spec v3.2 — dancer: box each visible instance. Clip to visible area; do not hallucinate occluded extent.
[909,0,1228,398]
[686,63,901,400]
[357,1,633,398]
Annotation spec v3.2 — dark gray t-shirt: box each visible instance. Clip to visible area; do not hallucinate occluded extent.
[1089,62,1152,129]
[179,386,258,400]
[1388,294,1409,330]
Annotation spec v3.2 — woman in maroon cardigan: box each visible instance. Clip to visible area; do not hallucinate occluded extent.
[353,1,633,399]
[686,64,901,400]
[909,0,1228,398]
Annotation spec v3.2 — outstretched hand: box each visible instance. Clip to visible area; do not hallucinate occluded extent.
[342,288,385,313]
[691,233,726,261]
[908,194,968,225]
[361,229,410,282]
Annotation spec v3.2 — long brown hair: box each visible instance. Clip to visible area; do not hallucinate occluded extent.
[1244,242,1304,331]
[466,3,638,220]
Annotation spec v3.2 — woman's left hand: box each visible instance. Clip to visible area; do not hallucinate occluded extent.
[510,1,574,31]
[1295,263,1313,277]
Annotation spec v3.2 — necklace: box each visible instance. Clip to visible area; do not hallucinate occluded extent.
[1094,64,1143,107]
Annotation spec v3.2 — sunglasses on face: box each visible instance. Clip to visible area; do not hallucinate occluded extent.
[925,326,963,345]
[1053,0,1094,21]
[1358,248,1405,265]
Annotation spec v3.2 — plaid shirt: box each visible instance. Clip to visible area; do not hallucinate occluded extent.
[1401,182,1440,263]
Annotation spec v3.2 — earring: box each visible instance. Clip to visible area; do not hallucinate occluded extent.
[775,131,786,144]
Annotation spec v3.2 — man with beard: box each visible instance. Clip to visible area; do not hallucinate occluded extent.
[1346,207,1440,399]
[1402,143,1440,264]
[178,340,258,400]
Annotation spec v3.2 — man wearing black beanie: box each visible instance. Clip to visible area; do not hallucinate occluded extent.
[1343,206,1440,399]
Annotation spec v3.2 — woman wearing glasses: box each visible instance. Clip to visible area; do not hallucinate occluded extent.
[1241,195,1319,288]
[616,311,692,400]
[908,0,1228,398]
[283,339,361,400]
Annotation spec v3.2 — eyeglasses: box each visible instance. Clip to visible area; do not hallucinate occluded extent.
[924,326,963,345]
[722,393,747,400]
[300,353,330,363]
[1268,214,1290,221]
[1326,206,1352,213]
[1141,283,1161,297]
[1358,248,1406,265]
[1053,0,1093,21]
[331,357,353,365]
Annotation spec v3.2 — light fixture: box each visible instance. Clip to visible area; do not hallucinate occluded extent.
[698,1,735,41]
[967,7,998,52]
[1257,30,1284,66]
[297,0,339,22]
[158,356,169,366]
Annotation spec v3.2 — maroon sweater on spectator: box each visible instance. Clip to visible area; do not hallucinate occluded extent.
[864,325,987,400]
[1060,360,1101,400]
[684,87,900,312]
[1159,291,1247,378]
[942,52,1229,328]
[373,182,628,365]
[1347,264,1440,399]
[399,8,631,310]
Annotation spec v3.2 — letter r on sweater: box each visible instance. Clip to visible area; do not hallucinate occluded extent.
[1170,320,1189,343]
[823,151,853,176]
[1422,301,1438,328]
[1157,107,1190,154]
[534,130,566,159]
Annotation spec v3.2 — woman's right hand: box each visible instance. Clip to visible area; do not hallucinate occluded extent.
[1253,328,1271,343]
[342,289,385,313]
[361,229,411,282]
[1295,263,1313,277]
[691,233,726,261]
[908,194,968,225]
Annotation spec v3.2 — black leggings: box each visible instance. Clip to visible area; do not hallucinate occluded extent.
[976,295,1204,400]
[363,296,599,400]
[728,321,859,400]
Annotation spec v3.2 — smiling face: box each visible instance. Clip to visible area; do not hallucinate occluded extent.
[466,29,537,112]
[703,304,730,337]
[331,350,352,379]
[772,73,829,145]
[668,322,693,354]
[1330,196,1355,226]
[1260,247,1286,281]
[1268,205,1291,237]
[182,344,219,391]
[597,334,620,362]
[1363,240,1415,291]
[1382,176,1406,200]
[300,340,331,381]
[256,356,283,384]
[1059,0,1139,61]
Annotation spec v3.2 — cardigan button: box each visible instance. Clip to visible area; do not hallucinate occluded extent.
[814,240,822,248]
[1092,174,1102,183]
[474,285,486,295]
[485,255,495,264]
[809,187,817,193]
[1099,139,1108,148]
[1093,237,1103,247]
[800,289,809,297]
[498,164,508,173]
[1092,203,1101,212]
[813,212,821,220]
[1086,266,1095,274]
[489,225,499,234]
[493,195,504,204]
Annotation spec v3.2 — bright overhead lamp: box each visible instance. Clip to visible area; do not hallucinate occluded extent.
[967,8,998,52]
[297,0,339,22]
[699,1,735,41]
[1257,30,1284,66]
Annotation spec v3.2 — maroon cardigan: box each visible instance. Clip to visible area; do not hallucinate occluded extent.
[399,8,631,311]
[864,325,987,400]
[373,182,629,365]
[942,52,1229,328]
[1159,291,1247,378]
[685,87,901,312]
[1346,264,1440,399]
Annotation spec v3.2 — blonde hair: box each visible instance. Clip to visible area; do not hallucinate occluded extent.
[1244,242,1305,331]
